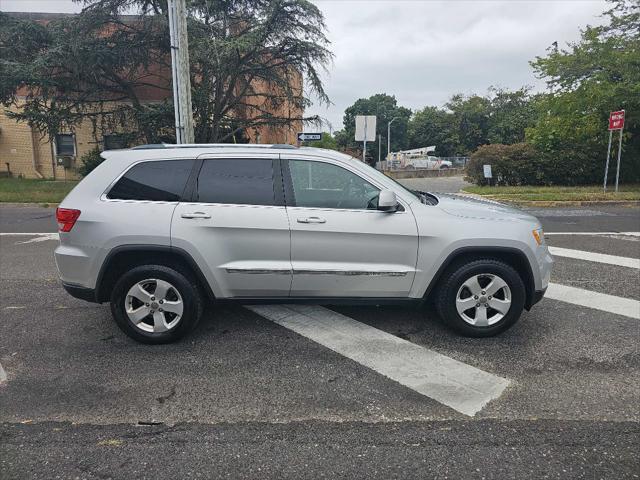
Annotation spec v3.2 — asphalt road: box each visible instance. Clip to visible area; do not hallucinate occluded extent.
[1,184,639,479]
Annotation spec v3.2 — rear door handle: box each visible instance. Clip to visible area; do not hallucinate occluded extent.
[181,212,211,219]
[297,216,326,224]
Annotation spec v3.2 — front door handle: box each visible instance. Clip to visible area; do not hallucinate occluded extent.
[181,212,211,219]
[297,216,326,224]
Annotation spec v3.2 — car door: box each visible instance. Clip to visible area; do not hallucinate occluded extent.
[171,153,292,298]
[282,155,419,298]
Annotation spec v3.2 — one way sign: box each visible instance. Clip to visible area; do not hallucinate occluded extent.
[297,132,322,142]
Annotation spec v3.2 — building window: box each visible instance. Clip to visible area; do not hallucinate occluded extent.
[103,134,129,151]
[55,134,76,156]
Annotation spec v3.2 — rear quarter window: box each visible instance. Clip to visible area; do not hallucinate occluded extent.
[107,159,195,201]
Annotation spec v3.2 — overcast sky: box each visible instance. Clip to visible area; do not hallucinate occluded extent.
[2,0,608,131]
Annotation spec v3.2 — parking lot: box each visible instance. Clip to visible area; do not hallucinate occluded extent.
[1,193,639,478]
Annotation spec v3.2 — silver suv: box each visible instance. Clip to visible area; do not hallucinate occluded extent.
[55,144,552,344]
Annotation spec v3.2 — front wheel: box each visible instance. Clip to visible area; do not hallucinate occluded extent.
[435,259,526,337]
[110,265,203,344]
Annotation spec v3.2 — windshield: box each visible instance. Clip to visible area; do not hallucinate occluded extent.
[350,157,420,202]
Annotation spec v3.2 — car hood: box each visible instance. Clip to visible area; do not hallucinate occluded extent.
[433,193,537,222]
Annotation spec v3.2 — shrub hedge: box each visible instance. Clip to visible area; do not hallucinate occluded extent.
[465,143,621,186]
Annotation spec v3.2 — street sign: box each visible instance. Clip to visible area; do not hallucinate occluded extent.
[355,115,376,141]
[355,115,376,163]
[604,110,625,193]
[297,132,322,142]
[608,110,625,130]
[483,164,493,178]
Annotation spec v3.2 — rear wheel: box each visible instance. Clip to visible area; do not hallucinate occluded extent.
[435,259,525,337]
[110,265,203,344]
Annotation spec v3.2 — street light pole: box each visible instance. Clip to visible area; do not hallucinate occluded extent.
[387,117,399,159]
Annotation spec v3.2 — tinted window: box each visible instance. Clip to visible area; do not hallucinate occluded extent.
[108,159,194,201]
[196,159,276,205]
[55,134,75,156]
[289,160,380,209]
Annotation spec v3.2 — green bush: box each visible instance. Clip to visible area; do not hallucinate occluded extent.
[465,143,539,186]
[78,147,105,177]
[466,141,633,186]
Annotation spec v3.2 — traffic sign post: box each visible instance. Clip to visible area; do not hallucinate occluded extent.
[355,115,376,163]
[604,110,625,193]
[297,132,322,142]
[483,164,493,186]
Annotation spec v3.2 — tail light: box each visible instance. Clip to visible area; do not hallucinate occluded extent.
[56,208,81,232]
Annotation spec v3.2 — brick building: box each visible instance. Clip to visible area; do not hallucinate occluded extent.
[0,12,303,179]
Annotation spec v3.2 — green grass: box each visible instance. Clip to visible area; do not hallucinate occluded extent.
[0,178,79,204]
[462,184,640,202]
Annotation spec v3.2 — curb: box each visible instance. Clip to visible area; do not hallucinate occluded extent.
[488,200,640,208]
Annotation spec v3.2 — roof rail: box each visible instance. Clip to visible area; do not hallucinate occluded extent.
[131,143,298,150]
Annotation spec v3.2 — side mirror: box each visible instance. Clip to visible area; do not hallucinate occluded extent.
[377,189,398,212]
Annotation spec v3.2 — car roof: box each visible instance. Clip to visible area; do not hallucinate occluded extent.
[100,144,355,164]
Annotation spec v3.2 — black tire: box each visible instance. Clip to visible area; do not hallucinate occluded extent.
[439,164,449,169]
[110,265,203,344]
[435,259,526,337]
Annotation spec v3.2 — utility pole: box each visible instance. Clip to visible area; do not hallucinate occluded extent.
[378,134,381,165]
[387,117,399,159]
[168,0,194,144]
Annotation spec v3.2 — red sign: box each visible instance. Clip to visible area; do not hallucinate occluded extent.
[609,110,625,130]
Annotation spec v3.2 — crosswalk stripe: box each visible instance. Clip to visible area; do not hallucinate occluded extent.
[246,304,510,417]
[546,283,640,320]
[0,232,59,236]
[548,246,640,269]
[544,231,640,237]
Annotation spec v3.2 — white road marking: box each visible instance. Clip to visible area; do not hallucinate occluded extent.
[247,304,509,417]
[15,233,59,244]
[0,362,7,384]
[0,232,59,236]
[546,283,640,320]
[548,246,640,269]
[544,231,640,237]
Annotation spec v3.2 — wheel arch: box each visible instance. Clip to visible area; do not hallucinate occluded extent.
[95,245,215,303]
[422,246,536,310]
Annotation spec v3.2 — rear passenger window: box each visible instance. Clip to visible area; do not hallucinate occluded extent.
[196,159,276,205]
[107,160,194,201]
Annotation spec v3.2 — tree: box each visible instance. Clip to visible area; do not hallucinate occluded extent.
[406,106,457,156]
[445,94,491,155]
[336,94,411,164]
[0,9,174,143]
[528,0,640,183]
[0,0,332,145]
[486,87,538,145]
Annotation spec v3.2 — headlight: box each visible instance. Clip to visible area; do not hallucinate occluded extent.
[532,228,545,246]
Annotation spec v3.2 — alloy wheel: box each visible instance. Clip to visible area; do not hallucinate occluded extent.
[455,273,512,326]
[125,278,184,333]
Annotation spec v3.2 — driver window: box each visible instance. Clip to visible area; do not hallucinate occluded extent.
[289,160,380,209]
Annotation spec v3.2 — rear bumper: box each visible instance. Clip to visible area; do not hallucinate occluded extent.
[62,283,99,303]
